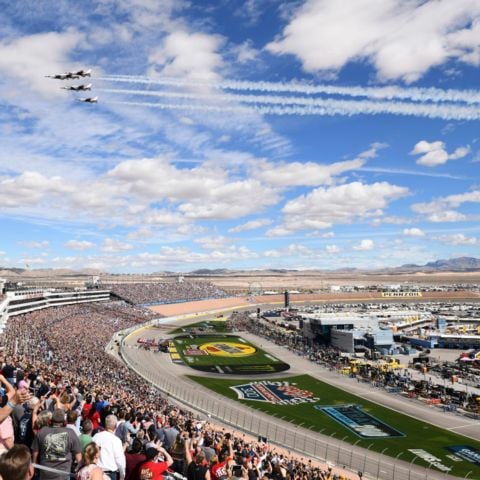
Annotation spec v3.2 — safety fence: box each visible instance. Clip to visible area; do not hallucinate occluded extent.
[119,343,458,480]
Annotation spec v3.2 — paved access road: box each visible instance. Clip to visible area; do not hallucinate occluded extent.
[119,310,479,480]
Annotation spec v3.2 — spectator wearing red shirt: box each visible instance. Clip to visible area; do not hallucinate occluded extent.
[131,446,172,480]
[210,437,234,480]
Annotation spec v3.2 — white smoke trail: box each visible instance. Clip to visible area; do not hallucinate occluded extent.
[101,87,480,120]
[109,98,480,121]
[98,75,480,105]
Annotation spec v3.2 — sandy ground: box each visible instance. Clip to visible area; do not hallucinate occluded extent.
[193,272,480,291]
[4,270,480,290]
[148,290,480,316]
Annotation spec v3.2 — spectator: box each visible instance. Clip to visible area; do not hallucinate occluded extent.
[32,408,82,480]
[0,301,359,480]
[67,410,81,436]
[80,419,94,452]
[125,438,146,480]
[2,357,16,386]
[0,413,14,454]
[103,281,227,306]
[186,440,210,480]
[129,446,173,480]
[93,414,126,480]
[76,442,106,480]
[0,444,34,480]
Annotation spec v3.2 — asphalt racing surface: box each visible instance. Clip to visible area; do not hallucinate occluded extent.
[116,303,480,480]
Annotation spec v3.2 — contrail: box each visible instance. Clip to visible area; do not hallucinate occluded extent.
[101,87,480,120]
[98,75,480,105]
[109,98,480,121]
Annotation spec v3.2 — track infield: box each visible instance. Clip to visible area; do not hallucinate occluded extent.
[169,320,229,334]
[190,374,480,478]
[171,334,290,374]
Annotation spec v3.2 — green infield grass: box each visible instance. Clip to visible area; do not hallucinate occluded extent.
[169,320,229,334]
[189,374,480,478]
[172,334,290,374]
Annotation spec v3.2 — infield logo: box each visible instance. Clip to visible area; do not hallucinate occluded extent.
[230,381,319,405]
[317,404,405,438]
[445,446,480,467]
[199,341,256,357]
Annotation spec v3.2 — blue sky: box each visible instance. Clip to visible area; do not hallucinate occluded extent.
[0,0,479,273]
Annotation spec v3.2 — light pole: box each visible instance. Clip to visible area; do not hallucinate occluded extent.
[464,471,473,479]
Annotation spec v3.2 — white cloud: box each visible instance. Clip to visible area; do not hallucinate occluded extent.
[0,29,84,97]
[108,157,225,201]
[194,236,231,250]
[0,171,71,208]
[231,40,258,64]
[143,210,188,226]
[229,218,273,233]
[127,227,153,241]
[21,240,50,249]
[148,30,224,80]
[266,0,480,82]
[263,243,314,258]
[270,181,408,234]
[306,230,336,238]
[264,249,282,258]
[101,238,134,252]
[412,189,480,222]
[252,144,383,187]
[178,179,279,220]
[370,216,410,226]
[326,244,340,254]
[353,239,374,251]
[253,158,364,187]
[428,211,468,222]
[411,140,470,167]
[434,233,478,245]
[403,228,425,237]
[20,256,46,266]
[64,240,96,250]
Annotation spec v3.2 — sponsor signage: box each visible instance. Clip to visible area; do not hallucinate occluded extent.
[231,381,319,405]
[408,450,451,472]
[446,446,480,467]
[199,342,256,357]
[184,349,208,356]
[317,404,404,438]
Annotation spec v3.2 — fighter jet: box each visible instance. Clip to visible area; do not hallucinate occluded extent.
[46,72,80,80]
[78,96,98,103]
[69,69,92,77]
[61,84,92,91]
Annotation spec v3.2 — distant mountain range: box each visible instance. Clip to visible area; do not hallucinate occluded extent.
[191,257,480,274]
[1,257,479,277]
[397,256,480,272]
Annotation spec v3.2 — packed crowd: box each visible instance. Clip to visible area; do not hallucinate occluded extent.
[228,312,480,413]
[102,282,228,306]
[0,301,358,480]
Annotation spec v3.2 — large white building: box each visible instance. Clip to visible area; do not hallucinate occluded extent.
[0,286,111,333]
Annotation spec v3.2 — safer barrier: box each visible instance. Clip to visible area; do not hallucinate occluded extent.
[119,340,455,480]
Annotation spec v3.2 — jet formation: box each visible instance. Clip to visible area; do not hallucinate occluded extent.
[62,84,92,91]
[46,69,97,103]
